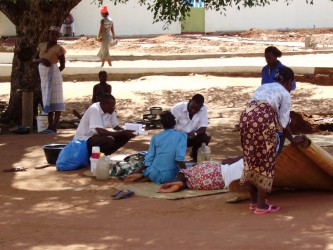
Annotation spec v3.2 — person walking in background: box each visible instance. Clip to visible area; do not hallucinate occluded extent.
[239,67,304,215]
[34,26,66,134]
[61,13,75,37]
[261,46,296,90]
[171,94,211,162]
[97,5,116,67]
[124,111,187,184]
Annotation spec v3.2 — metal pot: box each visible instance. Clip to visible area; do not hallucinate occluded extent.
[149,107,162,115]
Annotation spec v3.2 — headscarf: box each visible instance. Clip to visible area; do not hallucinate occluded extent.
[49,26,61,33]
[100,6,108,14]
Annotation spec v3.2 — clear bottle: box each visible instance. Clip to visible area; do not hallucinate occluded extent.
[95,155,111,180]
[91,146,101,159]
[197,143,211,164]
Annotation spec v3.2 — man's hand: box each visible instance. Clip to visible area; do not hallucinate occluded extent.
[187,132,196,139]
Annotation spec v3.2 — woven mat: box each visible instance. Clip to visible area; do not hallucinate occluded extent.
[117,182,229,200]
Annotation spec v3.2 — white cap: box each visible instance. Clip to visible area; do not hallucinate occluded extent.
[92,146,100,153]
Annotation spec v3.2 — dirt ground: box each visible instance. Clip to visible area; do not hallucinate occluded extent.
[1,28,333,54]
[1,28,333,249]
[1,75,333,249]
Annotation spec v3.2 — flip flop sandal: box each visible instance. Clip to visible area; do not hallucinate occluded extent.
[35,164,51,169]
[249,199,269,210]
[112,190,135,200]
[39,129,57,134]
[254,204,280,215]
[111,190,124,197]
[3,166,28,172]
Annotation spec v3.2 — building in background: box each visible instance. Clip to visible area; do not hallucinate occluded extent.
[1,0,333,37]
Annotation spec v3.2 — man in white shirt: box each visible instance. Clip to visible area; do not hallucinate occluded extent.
[74,94,135,156]
[171,94,211,162]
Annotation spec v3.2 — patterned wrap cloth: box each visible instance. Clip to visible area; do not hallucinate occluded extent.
[180,161,225,190]
[239,100,283,192]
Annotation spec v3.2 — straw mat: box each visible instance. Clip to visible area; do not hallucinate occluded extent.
[117,182,229,200]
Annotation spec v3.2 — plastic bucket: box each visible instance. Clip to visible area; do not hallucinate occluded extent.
[43,144,67,164]
[36,115,48,132]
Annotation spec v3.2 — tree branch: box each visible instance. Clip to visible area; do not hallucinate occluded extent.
[0,0,26,25]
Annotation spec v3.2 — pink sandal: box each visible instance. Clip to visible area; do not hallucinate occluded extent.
[254,204,280,215]
[249,199,269,210]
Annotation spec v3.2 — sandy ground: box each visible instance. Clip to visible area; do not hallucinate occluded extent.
[1,75,333,249]
[2,28,333,55]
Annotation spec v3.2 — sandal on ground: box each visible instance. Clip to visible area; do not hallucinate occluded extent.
[254,204,280,215]
[112,190,135,200]
[249,199,269,210]
[39,129,57,134]
[3,166,27,172]
[111,190,124,197]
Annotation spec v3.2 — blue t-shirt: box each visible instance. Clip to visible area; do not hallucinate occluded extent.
[261,60,296,90]
[143,129,187,184]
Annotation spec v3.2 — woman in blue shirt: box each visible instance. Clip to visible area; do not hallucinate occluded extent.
[261,46,296,90]
[124,111,187,184]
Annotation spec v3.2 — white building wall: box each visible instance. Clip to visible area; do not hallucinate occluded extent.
[0,0,180,37]
[0,11,16,36]
[70,0,180,36]
[205,0,333,32]
[1,0,333,37]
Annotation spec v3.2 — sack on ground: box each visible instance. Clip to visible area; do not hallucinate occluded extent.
[56,139,89,171]
[110,151,146,177]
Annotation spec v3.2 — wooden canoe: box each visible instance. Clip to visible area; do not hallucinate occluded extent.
[274,135,333,191]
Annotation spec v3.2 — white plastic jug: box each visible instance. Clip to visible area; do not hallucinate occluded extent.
[95,156,111,180]
[197,143,211,164]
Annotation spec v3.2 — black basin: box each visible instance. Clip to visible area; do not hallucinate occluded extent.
[43,144,67,164]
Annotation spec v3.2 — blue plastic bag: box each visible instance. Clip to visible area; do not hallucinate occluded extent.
[56,139,89,171]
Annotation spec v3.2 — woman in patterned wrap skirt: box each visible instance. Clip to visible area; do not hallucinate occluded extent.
[34,26,66,134]
[239,67,304,215]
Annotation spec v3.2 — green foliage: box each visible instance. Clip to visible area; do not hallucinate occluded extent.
[0,0,28,10]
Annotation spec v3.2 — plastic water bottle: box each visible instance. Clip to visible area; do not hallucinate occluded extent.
[95,155,111,180]
[197,143,211,164]
[91,146,101,159]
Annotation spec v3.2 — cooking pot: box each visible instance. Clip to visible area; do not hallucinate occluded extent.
[149,107,162,115]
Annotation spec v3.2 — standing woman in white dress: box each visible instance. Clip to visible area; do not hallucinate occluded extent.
[97,5,116,67]
[34,26,66,134]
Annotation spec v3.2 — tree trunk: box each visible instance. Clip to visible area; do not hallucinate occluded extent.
[0,0,81,125]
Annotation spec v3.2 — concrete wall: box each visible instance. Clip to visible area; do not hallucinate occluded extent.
[70,0,180,36]
[1,0,333,37]
[0,11,16,36]
[0,0,180,37]
[205,0,333,32]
